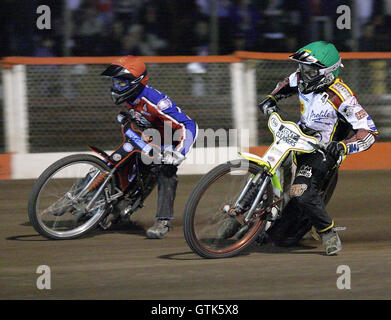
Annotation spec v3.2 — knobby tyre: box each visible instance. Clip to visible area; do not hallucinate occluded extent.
[183,160,272,259]
[28,154,114,240]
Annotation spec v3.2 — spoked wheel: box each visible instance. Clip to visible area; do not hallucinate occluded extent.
[28,154,115,240]
[183,160,274,259]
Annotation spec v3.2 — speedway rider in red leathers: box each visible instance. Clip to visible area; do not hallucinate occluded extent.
[101,56,198,239]
[257,41,378,255]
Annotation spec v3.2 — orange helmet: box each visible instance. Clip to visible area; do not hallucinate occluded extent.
[101,55,149,104]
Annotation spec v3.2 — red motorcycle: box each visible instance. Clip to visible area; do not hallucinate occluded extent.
[28,121,160,239]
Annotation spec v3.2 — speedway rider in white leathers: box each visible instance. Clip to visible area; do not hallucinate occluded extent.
[257,41,379,255]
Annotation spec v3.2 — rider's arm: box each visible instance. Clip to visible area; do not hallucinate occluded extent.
[258,72,298,116]
[336,96,379,155]
[270,72,299,101]
[154,97,198,158]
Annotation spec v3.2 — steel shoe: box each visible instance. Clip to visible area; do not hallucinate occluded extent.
[320,229,342,255]
[146,219,172,239]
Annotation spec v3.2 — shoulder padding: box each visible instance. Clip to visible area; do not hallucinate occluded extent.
[326,79,355,110]
[328,79,354,102]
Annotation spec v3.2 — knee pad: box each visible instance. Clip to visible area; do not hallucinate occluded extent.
[289,183,310,202]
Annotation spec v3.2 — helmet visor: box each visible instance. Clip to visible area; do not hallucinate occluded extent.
[299,64,321,83]
[112,77,131,93]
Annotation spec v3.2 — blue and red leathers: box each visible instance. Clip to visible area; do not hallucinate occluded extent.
[123,85,198,221]
[125,85,198,157]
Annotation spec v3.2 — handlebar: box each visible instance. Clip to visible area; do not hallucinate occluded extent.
[304,140,328,162]
[308,140,344,168]
[306,140,327,151]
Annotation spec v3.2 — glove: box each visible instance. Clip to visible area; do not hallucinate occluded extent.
[161,148,186,166]
[326,141,346,164]
[117,111,131,124]
[258,95,278,117]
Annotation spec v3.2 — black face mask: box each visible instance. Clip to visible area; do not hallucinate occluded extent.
[110,77,145,105]
[298,64,325,94]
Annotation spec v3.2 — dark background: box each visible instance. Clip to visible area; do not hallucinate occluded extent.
[1,0,390,58]
[1,1,390,154]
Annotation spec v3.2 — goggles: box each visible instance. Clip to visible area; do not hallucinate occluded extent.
[112,77,131,92]
[299,64,321,82]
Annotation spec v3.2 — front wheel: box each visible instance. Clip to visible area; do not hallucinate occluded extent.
[28,154,115,240]
[183,160,273,259]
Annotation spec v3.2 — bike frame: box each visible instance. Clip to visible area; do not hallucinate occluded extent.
[85,121,161,212]
[239,112,320,192]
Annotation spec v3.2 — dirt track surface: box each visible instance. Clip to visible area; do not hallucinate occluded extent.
[1,171,391,300]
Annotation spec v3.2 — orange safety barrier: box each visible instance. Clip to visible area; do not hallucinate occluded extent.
[0,153,11,179]
[250,142,391,171]
[0,55,241,67]
[3,51,391,67]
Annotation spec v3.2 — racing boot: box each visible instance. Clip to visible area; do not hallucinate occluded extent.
[320,228,342,255]
[146,219,172,239]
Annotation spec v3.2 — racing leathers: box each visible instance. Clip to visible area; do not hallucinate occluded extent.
[265,71,378,240]
[120,85,198,221]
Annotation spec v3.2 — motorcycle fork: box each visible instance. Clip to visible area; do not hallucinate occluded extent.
[72,170,101,201]
[232,170,271,223]
[234,172,262,209]
[85,167,121,211]
[244,175,271,223]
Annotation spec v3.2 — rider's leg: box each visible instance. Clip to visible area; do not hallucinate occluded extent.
[267,200,313,246]
[146,164,177,239]
[289,152,342,255]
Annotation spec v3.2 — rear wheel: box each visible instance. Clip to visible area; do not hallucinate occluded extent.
[28,154,115,240]
[183,160,273,259]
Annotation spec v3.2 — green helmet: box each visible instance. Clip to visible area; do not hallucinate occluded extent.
[289,41,343,94]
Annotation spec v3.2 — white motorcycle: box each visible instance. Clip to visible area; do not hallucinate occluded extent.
[183,112,339,258]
